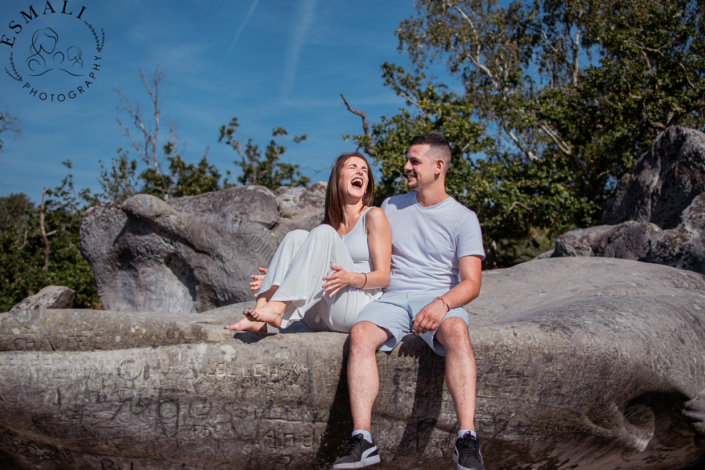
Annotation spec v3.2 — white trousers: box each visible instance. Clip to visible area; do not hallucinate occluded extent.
[260,225,381,333]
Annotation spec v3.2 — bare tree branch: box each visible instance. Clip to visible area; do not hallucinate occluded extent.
[114,63,171,177]
[572,26,581,86]
[452,3,544,161]
[539,123,572,155]
[16,228,28,250]
[340,93,375,156]
[507,129,537,160]
[678,61,696,89]
[452,4,498,87]
[0,106,21,152]
[115,86,148,165]
[508,201,531,211]
[398,91,424,116]
[39,188,50,272]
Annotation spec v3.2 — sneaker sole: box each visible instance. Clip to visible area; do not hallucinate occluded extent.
[453,452,482,470]
[332,454,381,469]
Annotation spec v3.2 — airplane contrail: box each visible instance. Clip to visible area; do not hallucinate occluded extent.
[217,0,261,75]
[280,0,317,97]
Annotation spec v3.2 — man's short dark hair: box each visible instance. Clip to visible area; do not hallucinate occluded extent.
[410,133,451,167]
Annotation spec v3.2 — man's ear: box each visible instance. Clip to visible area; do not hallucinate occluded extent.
[435,158,445,175]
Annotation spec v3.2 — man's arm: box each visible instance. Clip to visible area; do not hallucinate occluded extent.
[411,255,482,335]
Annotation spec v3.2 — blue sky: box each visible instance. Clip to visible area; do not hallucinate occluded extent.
[0,0,430,202]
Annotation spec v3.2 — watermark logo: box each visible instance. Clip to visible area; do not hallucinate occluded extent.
[2,1,105,103]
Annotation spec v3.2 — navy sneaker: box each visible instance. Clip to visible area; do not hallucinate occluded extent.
[332,433,381,469]
[453,432,484,470]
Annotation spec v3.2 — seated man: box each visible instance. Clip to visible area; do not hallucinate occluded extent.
[332,133,485,470]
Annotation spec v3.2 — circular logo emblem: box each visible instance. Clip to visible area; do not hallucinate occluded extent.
[2,1,106,103]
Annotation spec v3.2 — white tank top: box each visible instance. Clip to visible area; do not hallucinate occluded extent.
[339,206,375,273]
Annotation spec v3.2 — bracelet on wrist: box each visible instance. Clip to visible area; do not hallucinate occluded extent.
[361,273,368,288]
[434,296,450,312]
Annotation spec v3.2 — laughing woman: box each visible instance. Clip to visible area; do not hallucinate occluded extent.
[225,152,391,333]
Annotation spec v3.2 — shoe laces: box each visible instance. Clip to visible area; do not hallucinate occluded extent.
[341,434,365,456]
[457,433,481,458]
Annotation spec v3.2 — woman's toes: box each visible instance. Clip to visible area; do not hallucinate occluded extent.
[225,317,267,333]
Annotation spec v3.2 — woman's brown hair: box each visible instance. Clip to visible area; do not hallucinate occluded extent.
[323,152,375,229]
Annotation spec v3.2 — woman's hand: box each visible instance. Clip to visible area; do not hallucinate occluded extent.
[322,265,363,298]
[249,267,267,296]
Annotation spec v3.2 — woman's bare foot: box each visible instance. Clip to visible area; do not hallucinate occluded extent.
[250,301,287,328]
[225,310,267,332]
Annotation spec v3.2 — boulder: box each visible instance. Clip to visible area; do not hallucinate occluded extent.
[553,221,660,260]
[1,257,704,469]
[10,286,75,311]
[79,183,326,314]
[603,126,705,229]
[553,127,705,275]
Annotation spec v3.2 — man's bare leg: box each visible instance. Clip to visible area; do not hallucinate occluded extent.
[225,286,279,332]
[348,321,392,431]
[435,317,477,430]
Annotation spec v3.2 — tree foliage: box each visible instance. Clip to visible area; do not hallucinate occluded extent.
[1,65,315,310]
[0,162,100,312]
[219,118,310,190]
[344,0,705,266]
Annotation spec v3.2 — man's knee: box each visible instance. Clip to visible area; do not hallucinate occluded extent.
[436,317,471,349]
[350,321,387,352]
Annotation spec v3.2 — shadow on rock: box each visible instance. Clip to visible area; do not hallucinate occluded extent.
[312,337,353,469]
[393,335,446,466]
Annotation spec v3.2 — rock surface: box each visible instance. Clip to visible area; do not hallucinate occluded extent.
[553,127,705,274]
[1,257,704,469]
[79,183,326,314]
[603,126,705,229]
[10,286,75,311]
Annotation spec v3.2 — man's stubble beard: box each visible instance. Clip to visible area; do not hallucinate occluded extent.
[406,174,418,190]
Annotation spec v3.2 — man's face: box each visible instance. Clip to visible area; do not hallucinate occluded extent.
[404,144,435,190]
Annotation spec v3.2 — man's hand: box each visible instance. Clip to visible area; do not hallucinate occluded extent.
[411,255,482,334]
[412,298,448,335]
[249,267,267,296]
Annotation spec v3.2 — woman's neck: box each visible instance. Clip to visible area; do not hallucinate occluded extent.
[338,200,366,234]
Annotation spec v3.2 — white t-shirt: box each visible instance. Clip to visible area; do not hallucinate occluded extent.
[382,192,485,293]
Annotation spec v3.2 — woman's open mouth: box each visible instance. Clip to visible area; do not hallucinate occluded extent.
[351,177,364,189]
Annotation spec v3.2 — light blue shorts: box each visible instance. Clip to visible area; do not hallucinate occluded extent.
[353,291,470,356]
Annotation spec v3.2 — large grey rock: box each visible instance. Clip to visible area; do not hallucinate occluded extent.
[79,183,326,314]
[1,258,704,469]
[553,127,705,275]
[603,126,705,229]
[10,285,75,311]
[553,221,661,260]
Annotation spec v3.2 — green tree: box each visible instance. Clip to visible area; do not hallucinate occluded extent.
[93,149,139,203]
[0,193,32,232]
[138,144,223,199]
[0,162,100,311]
[219,118,310,190]
[343,0,704,267]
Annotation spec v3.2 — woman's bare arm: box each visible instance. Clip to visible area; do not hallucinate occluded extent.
[322,207,391,296]
[360,207,391,289]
